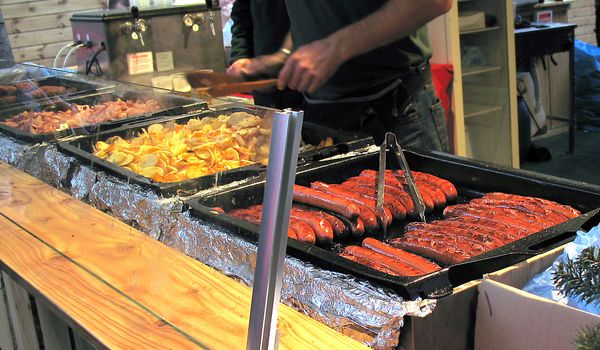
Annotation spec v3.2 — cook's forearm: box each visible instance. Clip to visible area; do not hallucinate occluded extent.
[328,0,452,63]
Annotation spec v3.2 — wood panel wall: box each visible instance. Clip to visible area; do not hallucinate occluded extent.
[0,0,106,67]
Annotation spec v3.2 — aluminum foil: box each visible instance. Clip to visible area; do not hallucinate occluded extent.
[0,133,436,349]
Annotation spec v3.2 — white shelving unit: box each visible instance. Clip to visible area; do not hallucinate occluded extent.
[428,0,519,167]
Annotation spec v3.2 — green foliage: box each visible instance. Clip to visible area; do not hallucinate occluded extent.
[572,324,600,350]
[552,246,600,306]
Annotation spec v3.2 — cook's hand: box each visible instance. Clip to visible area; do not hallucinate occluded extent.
[226,58,251,77]
[241,51,289,78]
[277,38,344,94]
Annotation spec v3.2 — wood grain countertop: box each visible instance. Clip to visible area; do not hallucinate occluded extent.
[0,162,369,350]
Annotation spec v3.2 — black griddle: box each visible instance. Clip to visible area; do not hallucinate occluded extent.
[186,150,600,299]
[57,107,373,197]
[0,89,207,144]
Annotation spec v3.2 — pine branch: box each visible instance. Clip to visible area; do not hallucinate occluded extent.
[573,324,600,350]
[552,246,600,306]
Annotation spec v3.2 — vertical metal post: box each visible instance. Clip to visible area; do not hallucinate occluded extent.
[246,110,303,350]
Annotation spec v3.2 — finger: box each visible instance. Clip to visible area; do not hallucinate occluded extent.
[296,71,313,94]
[287,64,305,91]
[278,60,295,90]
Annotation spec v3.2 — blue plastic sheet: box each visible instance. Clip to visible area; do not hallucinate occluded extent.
[575,40,600,129]
[523,225,600,315]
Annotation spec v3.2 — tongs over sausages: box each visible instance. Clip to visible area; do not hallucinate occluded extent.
[377,132,427,236]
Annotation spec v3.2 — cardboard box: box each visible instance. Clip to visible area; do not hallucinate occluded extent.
[474,246,600,350]
[400,280,480,350]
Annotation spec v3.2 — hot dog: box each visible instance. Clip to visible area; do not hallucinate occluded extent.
[339,183,407,220]
[389,236,473,265]
[470,198,570,223]
[343,246,425,276]
[361,237,440,273]
[402,229,488,255]
[290,208,334,244]
[446,216,530,240]
[289,218,316,245]
[419,219,514,244]
[311,181,393,228]
[443,204,547,232]
[292,204,349,240]
[482,192,581,219]
[342,176,429,215]
[293,185,361,219]
[405,221,504,249]
[309,182,383,233]
[339,253,401,276]
[359,170,446,209]
[228,207,298,240]
[412,171,458,201]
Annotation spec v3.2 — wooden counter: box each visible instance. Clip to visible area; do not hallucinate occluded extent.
[0,162,368,350]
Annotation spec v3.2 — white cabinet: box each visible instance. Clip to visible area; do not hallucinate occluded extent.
[428,0,519,167]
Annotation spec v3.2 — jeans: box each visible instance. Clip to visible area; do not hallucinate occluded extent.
[303,66,449,153]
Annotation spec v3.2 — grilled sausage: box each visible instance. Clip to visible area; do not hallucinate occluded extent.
[290,208,334,244]
[311,181,393,228]
[293,185,360,219]
[0,85,17,96]
[339,253,401,276]
[413,171,458,201]
[418,219,514,244]
[292,205,349,240]
[389,236,473,265]
[289,218,316,245]
[342,176,429,215]
[228,207,298,240]
[343,246,425,276]
[402,229,488,255]
[482,192,581,219]
[361,237,440,273]
[339,183,407,220]
[0,95,17,104]
[470,198,570,223]
[443,204,547,232]
[446,216,529,240]
[359,170,446,209]
[405,221,505,249]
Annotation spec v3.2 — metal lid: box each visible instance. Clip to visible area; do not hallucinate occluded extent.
[71,5,217,22]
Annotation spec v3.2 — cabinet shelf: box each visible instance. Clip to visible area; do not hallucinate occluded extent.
[460,26,501,35]
[464,103,503,119]
[462,65,502,77]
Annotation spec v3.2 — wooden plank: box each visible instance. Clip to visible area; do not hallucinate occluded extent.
[0,162,368,350]
[4,12,75,34]
[23,58,56,67]
[2,0,106,19]
[2,272,39,350]
[9,27,73,48]
[0,217,205,349]
[0,275,15,350]
[12,41,72,62]
[36,300,72,350]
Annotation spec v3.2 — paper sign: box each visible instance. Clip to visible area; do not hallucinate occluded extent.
[156,51,174,72]
[126,51,154,75]
[535,10,553,23]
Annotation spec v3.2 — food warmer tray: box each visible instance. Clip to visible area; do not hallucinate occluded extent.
[0,76,114,109]
[186,150,600,299]
[0,90,207,144]
[57,107,371,196]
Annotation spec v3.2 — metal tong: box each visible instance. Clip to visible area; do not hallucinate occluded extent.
[377,132,427,236]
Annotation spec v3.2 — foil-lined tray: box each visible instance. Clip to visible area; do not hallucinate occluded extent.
[0,133,433,349]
